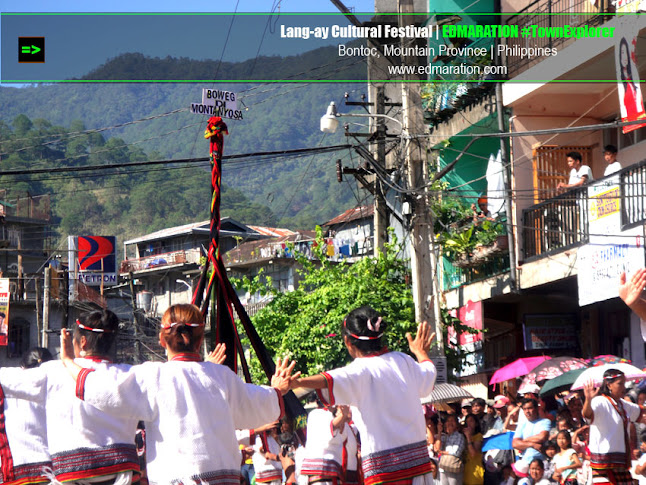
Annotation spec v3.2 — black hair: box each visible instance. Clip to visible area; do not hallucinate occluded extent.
[566,151,582,162]
[74,309,119,356]
[529,458,545,471]
[544,439,558,451]
[604,144,618,154]
[341,305,388,354]
[521,397,538,409]
[464,413,481,434]
[557,430,573,449]
[542,395,558,412]
[600,368,625,396]
[471,397,486,408]
[21,347,54,369]
[619,37,636,90]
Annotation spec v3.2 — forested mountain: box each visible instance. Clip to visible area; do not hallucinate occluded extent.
[79,42,366,81]
[0,46,371,244]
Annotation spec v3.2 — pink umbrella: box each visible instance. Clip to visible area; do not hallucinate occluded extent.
[489,356,551,385]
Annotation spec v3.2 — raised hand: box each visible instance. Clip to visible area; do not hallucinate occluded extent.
[271,357,301,395]
[406,320,436,362]
[60,329,75,363]
[206,343,226,365]
[619,269,646,308]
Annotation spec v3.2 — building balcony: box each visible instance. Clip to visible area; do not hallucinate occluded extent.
[441,251,510,291]
[119,248,202,274]
[522,160,646,261]
[504,0,612,78]
[0,192,50,221]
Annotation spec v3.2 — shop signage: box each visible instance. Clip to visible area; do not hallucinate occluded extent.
[523,314,577,350]
[0,279,9,346]
[577,228,645,306]
[449,300,484,377]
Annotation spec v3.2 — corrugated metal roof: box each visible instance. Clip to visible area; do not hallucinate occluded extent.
[322,205,373,227]
[124,220,211,245]
[124,218,261,245]
[224,231,316,266]
[247,226,297,237]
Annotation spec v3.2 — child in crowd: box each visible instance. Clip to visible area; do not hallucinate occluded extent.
[292,306,437,485]
[527,459,555,485]
[500,466,514,485]
[543,440,558,481]
[553,430,581,485]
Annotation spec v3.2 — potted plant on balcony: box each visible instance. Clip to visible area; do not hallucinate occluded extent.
[441,217,508,269]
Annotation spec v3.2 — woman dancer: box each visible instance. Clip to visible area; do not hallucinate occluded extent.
[0,311,140,485]
[61,303,299,485]
[292,306,437,485]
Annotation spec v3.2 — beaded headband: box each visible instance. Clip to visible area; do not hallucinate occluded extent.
[603,369,625,381]
[76,319,112,333]
[160,321,204,329]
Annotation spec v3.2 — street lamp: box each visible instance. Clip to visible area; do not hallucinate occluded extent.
[320,102,403,134]
[176,279,191,291]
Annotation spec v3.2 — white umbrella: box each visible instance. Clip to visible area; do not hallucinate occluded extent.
[486,150,505,217]
[421,383,473,405]
[570,363,646,390]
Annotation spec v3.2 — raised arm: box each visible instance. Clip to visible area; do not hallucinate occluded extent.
[619,269,646,322]
[60,329,83,381]
[582,379,599,421]
[406,320,436,363]
[290,374,328,390]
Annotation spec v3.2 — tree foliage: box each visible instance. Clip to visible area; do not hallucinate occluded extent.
[0,116,278,253]
[235,228,481,382]
[236,228,417,380]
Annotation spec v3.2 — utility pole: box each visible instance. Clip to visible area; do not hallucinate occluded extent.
[373,87,388,255]
[340,91,401,255]
[42,267,50,348]
[495,84,517,290]
[398,0,445,368]
[35,275,42,346]
[128,272,141,364]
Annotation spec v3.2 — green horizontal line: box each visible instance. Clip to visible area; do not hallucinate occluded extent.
[0,79,632,83]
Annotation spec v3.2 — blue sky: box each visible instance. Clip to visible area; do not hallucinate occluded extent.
[1,0,376,82]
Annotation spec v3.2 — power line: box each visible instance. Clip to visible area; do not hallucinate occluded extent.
[0,144,353,178]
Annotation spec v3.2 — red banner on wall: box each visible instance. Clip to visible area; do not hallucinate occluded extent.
[0,279,10,346]
[448,300,483,352]
[615,20,646,134]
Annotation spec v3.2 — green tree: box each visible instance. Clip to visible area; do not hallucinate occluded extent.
[236,228,417,381]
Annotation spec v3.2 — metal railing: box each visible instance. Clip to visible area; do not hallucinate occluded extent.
[441,254,510,291]
[120,248,201,273]
[621,160,646,229]
[504,0,610,77]
[0,192,50,221]
[522,186,589,260]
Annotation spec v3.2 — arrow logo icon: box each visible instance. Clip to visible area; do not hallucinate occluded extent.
[20,45,41,55]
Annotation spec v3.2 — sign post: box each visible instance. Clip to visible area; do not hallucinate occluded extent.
[190,89,243,120]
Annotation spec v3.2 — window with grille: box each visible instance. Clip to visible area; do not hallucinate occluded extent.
[7,318,30,358]
[532,145,593,203]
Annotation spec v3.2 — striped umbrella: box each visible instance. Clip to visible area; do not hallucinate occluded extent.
[421,383,474,405]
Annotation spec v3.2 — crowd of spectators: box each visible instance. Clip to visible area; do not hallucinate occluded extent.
[420,387,646,485]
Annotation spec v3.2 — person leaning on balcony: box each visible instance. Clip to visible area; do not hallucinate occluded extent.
[603,145,622,176]
[618,268,646,335]
[557,151,593,192]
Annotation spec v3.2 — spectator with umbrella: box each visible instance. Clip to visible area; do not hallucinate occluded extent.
[583,368,646,485]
